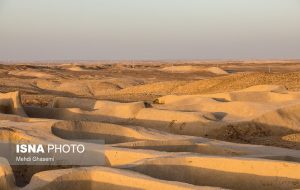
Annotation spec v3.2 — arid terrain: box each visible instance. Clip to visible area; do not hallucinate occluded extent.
[1,60,300,190]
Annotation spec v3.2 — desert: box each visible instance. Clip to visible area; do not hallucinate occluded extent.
[0,61,300,190]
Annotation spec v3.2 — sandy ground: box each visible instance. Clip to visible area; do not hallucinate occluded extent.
[0,61,300,190]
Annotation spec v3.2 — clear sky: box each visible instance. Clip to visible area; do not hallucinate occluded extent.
[0,0,300,61]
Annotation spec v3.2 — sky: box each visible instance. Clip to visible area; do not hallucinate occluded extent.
[0,0,300,61]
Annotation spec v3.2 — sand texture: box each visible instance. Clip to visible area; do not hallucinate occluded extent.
[0,61,300,190]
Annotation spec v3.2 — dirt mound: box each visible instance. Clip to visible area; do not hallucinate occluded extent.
[161,66,204,73]
[204,67,229,75]
[0,91,27,117]
[0,158,15,190]
[114,137,300,162]
[160,66,228,75]
[66,65,95,72]
[282,133,300,143]
[155,95,272,120]
[123,155,300,190]
[25,101,146,123]
[0,127,32,143]
[90,82,122,96]
[52,97,96,110]
[36,80,122,97]
[114,139,247,156]
[8,70,55,79]
[133,108,219,136]
[252,102,300,132]
[117,81,189,95]
[24,167,215,190]
[51,120,183,144]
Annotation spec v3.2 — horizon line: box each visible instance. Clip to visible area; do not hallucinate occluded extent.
[1,59,300,63]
